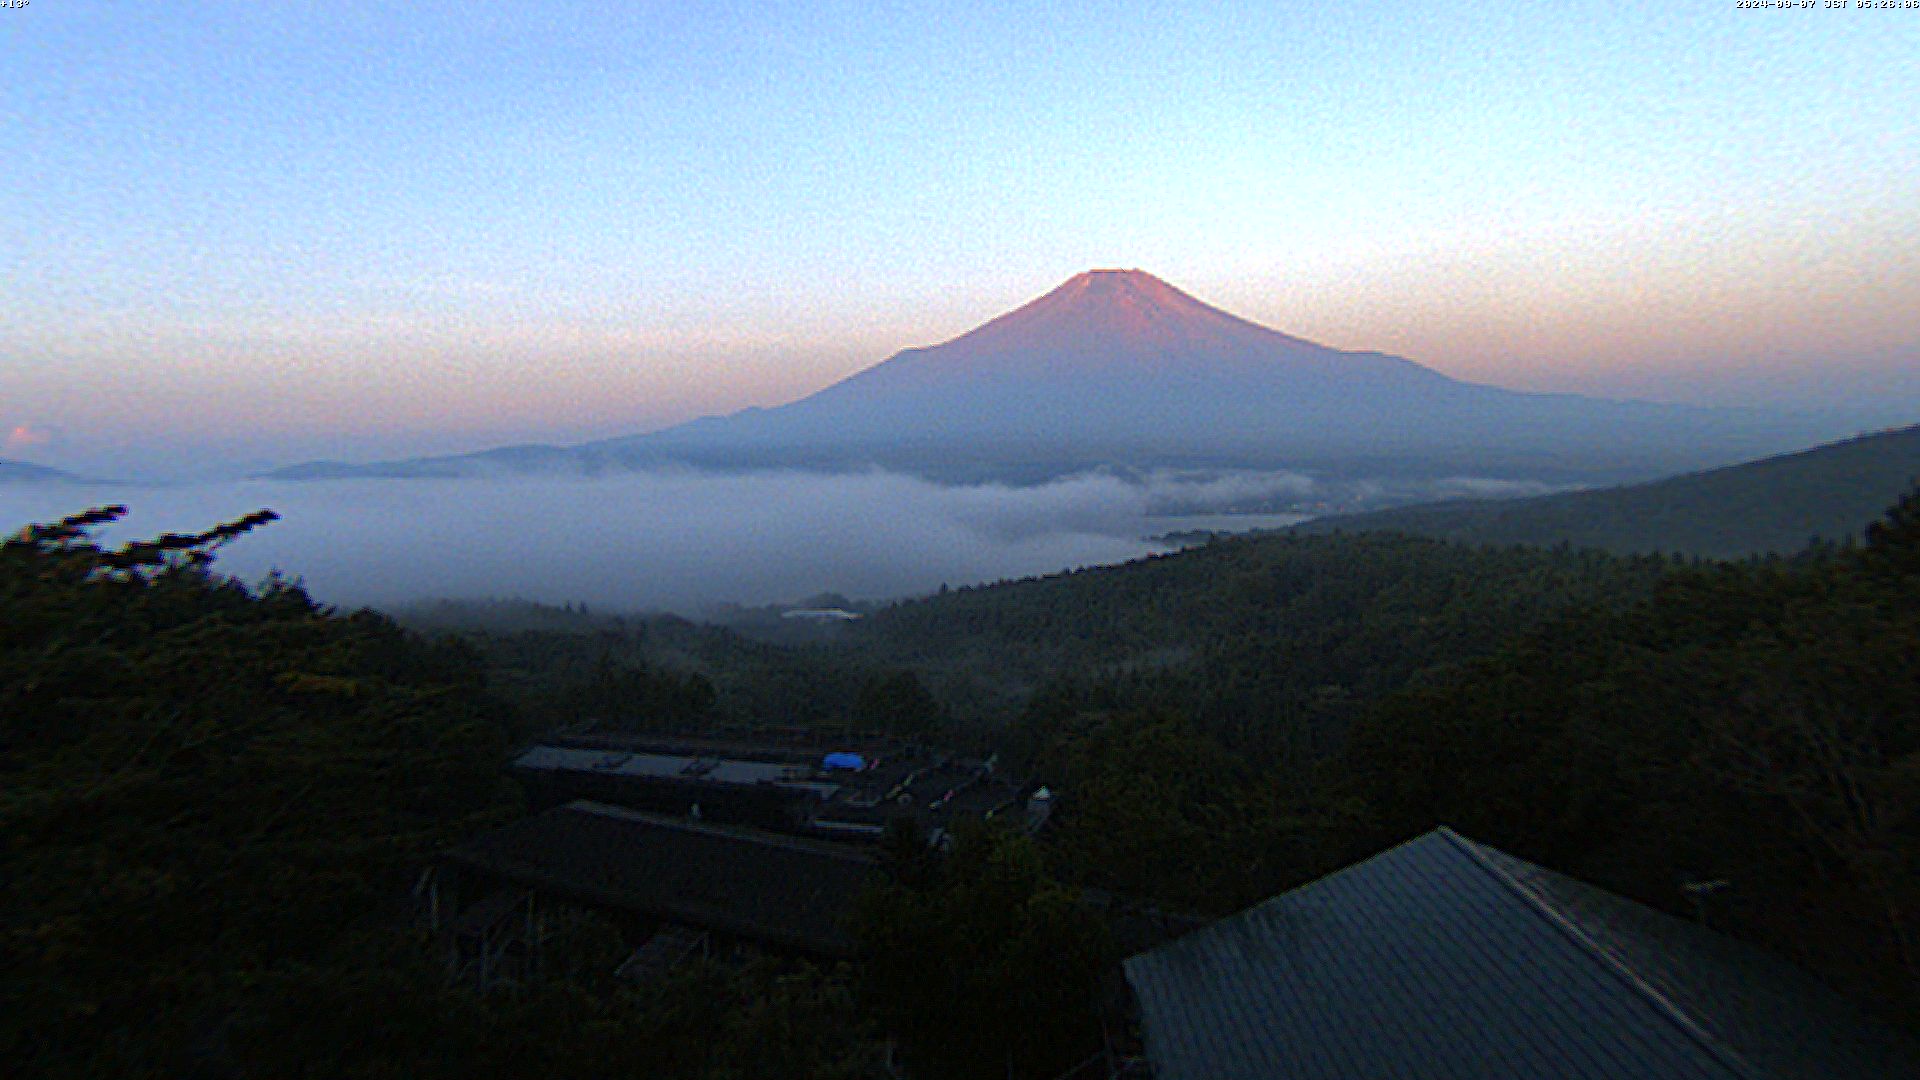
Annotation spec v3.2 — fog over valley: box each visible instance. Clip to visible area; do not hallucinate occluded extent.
[1,467,1375,613]
[0,467,1590,613]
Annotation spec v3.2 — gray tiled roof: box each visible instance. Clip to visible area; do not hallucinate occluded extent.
[1123,829,1920,1080]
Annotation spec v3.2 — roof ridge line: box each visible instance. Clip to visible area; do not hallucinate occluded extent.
[565,800,879,864]
[1436,827,1765,1080]
[1124,828,1463,957]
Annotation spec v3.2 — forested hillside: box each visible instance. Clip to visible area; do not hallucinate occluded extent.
[998,489,1920,1029]
[400,535,1685,786]
[856,532,1675,744]
[0,510,889,1078]
[1339,486,1920,1022]
[396,600,935,745]
[1295,422,1920,557]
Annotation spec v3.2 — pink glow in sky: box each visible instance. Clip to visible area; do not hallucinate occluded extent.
[5,425,52,453]
[4,3,1915,477]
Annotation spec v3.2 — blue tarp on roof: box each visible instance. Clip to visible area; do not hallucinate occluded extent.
[821,752,865,771]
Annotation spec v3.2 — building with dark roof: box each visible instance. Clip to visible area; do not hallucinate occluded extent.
[439,800,882,957]
[1123,828,1920,1080]
[511,744,828,830]
[510,736,1036,842]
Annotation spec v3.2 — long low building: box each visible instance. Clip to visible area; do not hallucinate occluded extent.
[511,744,830,830]
[1124,828,1920,1080]
[435,800,883,958]
[509,736,1038,841]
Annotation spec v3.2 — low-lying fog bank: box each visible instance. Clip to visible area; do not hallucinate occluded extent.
[0,467,1556,613]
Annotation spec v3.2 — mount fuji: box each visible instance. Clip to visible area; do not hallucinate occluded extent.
[271,270,1842,484]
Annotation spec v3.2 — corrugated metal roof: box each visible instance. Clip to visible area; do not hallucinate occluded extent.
[1472,841,1920,1080]
[513,745,807,786]
[1123,829,1920,1080]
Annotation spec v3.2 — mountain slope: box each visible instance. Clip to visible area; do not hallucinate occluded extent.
[1293,423,1920,557]
[595,271,1474,455]
[269,270,1845,484]
[0,459,78,483]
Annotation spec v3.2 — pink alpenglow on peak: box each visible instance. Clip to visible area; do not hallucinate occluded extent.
[934,269,1323,375]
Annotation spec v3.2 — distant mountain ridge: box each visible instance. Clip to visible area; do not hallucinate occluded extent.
[1292,423,1920,557]
[0,459,79,483]
[268,270,1849,485]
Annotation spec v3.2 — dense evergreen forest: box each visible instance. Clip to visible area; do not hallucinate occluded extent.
[8,486,1920,1075]
[1343,492,1920,1022]
[1010,490,1920,1025]
[856,533,1676,752]
[398,600,945,746]
[0,510,901,1078]
[409,535,1677,752]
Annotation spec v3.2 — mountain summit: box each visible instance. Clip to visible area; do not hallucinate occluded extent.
[270,270,1845,484]
[941,268,1302,364]
[771,269,1462,432]
[829,269,1427,389]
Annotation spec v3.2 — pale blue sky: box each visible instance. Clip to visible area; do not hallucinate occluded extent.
[3,1,1916,474]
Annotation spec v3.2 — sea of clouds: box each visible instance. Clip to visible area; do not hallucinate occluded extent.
[2,466,1579,613]
[0,468,1345,613]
